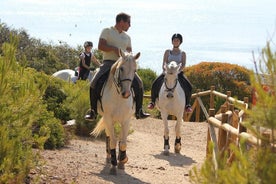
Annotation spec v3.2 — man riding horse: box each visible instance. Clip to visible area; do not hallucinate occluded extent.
[85,12,150,121]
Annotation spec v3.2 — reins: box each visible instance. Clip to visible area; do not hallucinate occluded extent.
[164,77,178,93]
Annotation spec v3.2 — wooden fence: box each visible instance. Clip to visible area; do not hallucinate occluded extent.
[183,86,275,168]
[145,85,275,168]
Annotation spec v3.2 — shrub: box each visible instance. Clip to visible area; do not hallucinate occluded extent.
[62,80,98,136]
[137,68,157,92]
[0,37,43,183]
[185,62,252,98]
[0,36,67,183]
[43,84,72,123]
[185,62,252,120]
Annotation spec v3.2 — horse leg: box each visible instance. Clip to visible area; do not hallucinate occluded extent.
[105,119,117,174]
[105,136,111,163]
[109,148,117,175]
[118,142,128,170]
[107,130,117,175]
[117,121,129,169]
[161,113,170,155]
[174,116,183,153]
[174,137,181,153]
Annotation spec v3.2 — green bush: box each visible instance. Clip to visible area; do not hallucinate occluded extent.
[185,62,252,121]
[137,68,157,92]
[0,36,67,183]
[185,62,252,99]
[0,37,43,183]
[61,80,98,136]
[43,84,72,123]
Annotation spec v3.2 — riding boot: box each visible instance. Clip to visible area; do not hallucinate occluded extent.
[179,73,192,111]
[84,87,98,121]
[184,87,192,112]
[148,74,164,109]
[185,88,192,106]
[135,88,150,119]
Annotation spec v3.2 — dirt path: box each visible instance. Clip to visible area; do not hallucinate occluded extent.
[30,117,207,184]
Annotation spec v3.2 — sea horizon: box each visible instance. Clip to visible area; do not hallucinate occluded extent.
[1,0,275,74]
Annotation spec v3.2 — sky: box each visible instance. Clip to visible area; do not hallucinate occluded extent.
[0,0,276,72]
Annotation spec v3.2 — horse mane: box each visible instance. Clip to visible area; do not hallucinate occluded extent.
[110,57,122,76]
[110,51,139,76]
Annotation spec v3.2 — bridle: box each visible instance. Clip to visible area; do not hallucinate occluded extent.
[164,76,178,93]
[113,66,133,94]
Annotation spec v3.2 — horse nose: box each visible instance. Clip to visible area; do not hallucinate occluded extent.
[122,90,131,98]
[166,92,174,98]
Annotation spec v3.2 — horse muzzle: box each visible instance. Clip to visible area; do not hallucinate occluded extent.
[166,92,174,98]
[122,90,131,98]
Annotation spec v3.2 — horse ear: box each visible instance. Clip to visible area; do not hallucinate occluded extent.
[164,63,168,70]
[134,52,140,60]
[178,63,182,70]
[119,49,125,57]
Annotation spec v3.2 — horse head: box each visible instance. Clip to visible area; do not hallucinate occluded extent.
[164,61,182,98]
[111,49,140,98]
[165,61,181,75]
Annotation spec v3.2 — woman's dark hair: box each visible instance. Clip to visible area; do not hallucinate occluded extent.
[171,33,183,44]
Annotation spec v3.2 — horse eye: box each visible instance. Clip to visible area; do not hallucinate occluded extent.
[120,67,124,72]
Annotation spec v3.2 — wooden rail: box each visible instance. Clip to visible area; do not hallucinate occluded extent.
[145,85,275,167]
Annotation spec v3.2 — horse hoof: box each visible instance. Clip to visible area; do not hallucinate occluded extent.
[119,157,128,164]
[118,162,125,170]
[106,157,111,163]
[175,144,181,153]
[109,166,117,175]
[118,156,128,170]
[163,150,170,156]
[175,148,181,153]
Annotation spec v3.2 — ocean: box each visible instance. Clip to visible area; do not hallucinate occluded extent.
[0,0,275,74]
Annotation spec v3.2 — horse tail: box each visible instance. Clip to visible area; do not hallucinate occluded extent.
[90,117,105,137]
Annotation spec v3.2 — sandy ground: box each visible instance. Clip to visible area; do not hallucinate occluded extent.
[30,117,207,184]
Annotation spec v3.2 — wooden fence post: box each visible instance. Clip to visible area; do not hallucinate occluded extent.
[239,97,248,133]
[231,109,239,144]
[227,107,239,164]
[226,91,231,110]
[210,86,215,109]
[218,105,228,154]
[206,108,215,157]
[195,89,201,122]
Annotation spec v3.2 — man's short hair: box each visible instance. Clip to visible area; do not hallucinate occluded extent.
[116,12,130,23]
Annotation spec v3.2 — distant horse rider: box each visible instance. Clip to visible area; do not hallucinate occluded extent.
[78,41,101,80]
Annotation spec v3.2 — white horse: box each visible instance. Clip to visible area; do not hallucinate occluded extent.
[91,50,140,174]
[52,68,94,83]
[156,61,186,155]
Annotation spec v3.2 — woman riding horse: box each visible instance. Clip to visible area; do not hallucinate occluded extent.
[148,33,193,113]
